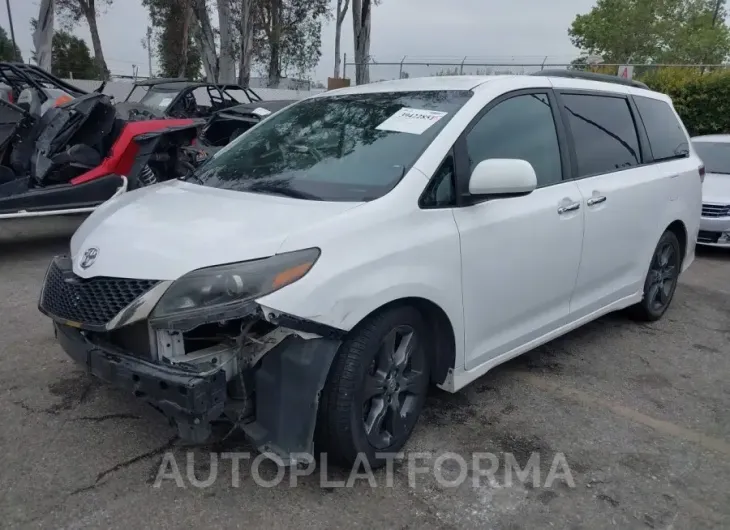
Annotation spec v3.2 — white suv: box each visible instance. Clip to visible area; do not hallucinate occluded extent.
[39,72,702,467]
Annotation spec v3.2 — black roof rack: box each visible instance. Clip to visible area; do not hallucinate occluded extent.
[532,69,650,90]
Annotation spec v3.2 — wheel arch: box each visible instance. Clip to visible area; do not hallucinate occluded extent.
[666,219,688,265]
[348,296,457,387]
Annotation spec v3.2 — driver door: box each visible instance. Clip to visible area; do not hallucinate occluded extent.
[452,90,585,370]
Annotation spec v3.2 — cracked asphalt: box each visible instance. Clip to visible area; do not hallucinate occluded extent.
[1,217,729,529]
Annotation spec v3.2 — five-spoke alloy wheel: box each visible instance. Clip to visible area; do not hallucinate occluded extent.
[317,306,430,468]
[628,230,682,321]
[362,325,428,450]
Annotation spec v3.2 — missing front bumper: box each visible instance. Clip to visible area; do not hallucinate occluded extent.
[54,319,342,462]
[56,323,227,442]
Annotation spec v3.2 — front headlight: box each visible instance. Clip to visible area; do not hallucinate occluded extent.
[152,248,320,318]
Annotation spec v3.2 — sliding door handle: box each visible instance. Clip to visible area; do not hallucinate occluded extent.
[587,196,607,206]
[558,202,581,214]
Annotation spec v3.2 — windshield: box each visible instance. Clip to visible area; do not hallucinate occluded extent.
[185,90,472,201]
[692,141,730,174]
[139,88,180,110]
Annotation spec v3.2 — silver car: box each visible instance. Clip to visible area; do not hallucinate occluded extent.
[692,135,730,247]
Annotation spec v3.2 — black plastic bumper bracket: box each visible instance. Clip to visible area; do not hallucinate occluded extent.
[242,334,340,464]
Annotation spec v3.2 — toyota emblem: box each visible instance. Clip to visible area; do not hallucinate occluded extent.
[80,247,99,270]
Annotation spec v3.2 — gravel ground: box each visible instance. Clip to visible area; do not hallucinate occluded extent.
[0,218,728,530]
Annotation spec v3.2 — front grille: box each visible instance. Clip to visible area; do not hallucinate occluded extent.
[40,257,160,328]
[701,203,730,217]
[698,230,721,244]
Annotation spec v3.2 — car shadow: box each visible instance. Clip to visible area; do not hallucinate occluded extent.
[695,244,730,261]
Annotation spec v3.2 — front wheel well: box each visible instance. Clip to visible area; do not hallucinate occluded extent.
[348,297,456,386]
[666,220,688,266]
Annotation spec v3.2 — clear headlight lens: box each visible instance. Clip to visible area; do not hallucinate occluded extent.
[152,248,320,318]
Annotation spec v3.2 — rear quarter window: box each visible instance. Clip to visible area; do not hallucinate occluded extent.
[561,93,641,177]
[633,96,689,161]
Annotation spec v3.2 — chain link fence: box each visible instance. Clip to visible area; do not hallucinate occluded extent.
[343,56,730,84]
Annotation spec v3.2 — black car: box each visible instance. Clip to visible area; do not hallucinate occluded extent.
[116,78,263,121]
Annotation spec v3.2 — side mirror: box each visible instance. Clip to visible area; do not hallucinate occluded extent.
[468,159,537,197]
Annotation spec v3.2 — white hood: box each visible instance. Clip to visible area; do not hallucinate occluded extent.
[703,172,730,204]
[70,180,360,280]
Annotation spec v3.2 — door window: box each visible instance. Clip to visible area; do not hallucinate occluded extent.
[465,93,563,187]
[561,94,641,177]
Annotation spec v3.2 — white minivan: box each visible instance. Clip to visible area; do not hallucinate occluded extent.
[39,72,702,467]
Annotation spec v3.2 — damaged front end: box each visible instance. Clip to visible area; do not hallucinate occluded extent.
[39,252,344,465]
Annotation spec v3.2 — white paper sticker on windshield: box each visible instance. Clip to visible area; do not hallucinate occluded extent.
[252,107,272,117]
[376,107,448,135]
[158,97,173,108]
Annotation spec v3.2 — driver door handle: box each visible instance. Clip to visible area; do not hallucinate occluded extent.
[587,196,607,206]
[557,202,581,214]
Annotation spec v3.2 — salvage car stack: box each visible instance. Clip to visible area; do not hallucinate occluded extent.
[0,65,293,220]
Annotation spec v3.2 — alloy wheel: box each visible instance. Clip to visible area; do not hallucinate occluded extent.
[361,325,427,450]
[647,241,678,312]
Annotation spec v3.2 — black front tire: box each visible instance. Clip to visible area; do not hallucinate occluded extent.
[316,306,431,469]
[627,230,682,321]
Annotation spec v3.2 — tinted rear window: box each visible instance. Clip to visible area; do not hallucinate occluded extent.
[634,96,689,161]
[562,94,641,177]
[692,141,730,174]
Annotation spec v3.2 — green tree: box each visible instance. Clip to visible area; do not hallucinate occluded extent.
[0,27,23,62]
[52,30,100,79]
[253,0,331,87]
[569,0,730,64]
[143,0,201,78]
[55,0,112,79]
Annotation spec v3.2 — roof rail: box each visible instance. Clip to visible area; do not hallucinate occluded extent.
[532,69,650,90]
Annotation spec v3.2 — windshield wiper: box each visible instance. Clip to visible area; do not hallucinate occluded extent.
[246,183,323,201]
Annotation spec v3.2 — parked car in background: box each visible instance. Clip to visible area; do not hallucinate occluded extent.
[0,62,87,117]
[115,78,263,121]
[691,135,730,247]
[39,72,701,468]
[199,99,296,147]
[0,93,203,220]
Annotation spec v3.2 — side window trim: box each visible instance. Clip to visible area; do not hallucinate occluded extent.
[627,95,654,164]
[452,88,571,206]
[418,149,456,209]
[554,89,646,180]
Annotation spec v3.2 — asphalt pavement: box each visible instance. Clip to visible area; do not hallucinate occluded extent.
[0,218,728,529]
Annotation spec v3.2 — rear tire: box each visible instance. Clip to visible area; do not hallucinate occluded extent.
[627,230,682,321]
[316,306,430,469]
